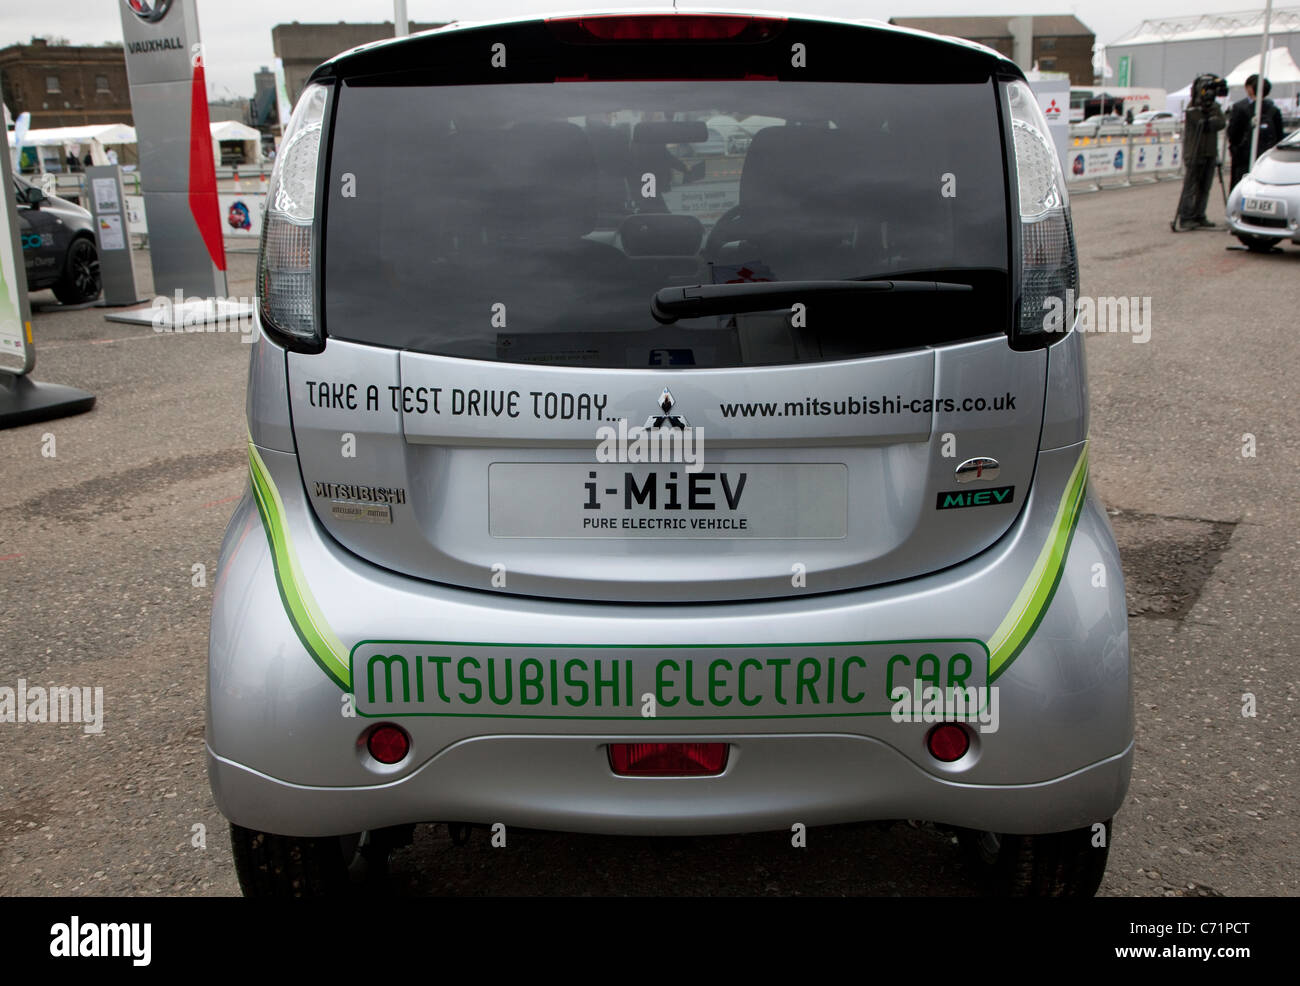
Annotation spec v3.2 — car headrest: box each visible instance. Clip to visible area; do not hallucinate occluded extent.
[739,125,857,236]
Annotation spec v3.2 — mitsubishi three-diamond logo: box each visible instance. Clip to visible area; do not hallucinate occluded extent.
[645,387,690,430]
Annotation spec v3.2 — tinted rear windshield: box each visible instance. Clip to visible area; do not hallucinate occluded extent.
[324,79,1009,367]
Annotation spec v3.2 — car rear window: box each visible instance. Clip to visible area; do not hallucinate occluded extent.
[323,78,1009,368]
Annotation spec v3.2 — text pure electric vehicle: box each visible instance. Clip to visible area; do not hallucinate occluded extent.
[209,10,1132,897]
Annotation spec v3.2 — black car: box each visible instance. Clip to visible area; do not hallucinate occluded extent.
[14,175,102,305]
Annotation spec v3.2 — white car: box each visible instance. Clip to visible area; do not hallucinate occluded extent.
[1226,129,1300,251]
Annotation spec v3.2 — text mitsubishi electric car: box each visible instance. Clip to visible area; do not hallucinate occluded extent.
[209,11,1132,897]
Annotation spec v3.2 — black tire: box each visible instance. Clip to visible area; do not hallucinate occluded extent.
[52,236,101,304]
[957,820,1111,897]
[230,824,386,898]
[1235,233,1280,253]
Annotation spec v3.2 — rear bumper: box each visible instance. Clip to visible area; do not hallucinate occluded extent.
[208,735,1132,837]
[207,439,1132,837]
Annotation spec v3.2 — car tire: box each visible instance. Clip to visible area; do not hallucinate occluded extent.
[52,236,102,305]
[957,820,1111,897]
[1235,233,1280,253]
[229,824,388,897]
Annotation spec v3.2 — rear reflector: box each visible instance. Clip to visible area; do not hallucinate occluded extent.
[926,724,970,763]
[609,742,729,776]
[366,724,410,764]
[548,15,784,43]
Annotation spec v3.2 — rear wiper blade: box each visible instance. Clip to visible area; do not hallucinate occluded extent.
[650,279,973,325]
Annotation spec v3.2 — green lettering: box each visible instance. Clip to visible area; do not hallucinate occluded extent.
[842,655,866,703]
[947,652,972,690]
[427,655,451,703]
[795,658,821,705]
[594,659,618,707]
[886,654,910,701]
[656,659,679,707]
[737,658,761,707]
[708,659,732,707]
[487,657,513,705]
[457,656,481,704]
[519,658,544,705]
[564,659,588,707]
[768,658,791,705]
[367,654,410,704]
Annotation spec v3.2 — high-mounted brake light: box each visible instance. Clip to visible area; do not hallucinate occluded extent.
[1006,79,1079,350]
[547,14,784,43]
[258,83,327,348]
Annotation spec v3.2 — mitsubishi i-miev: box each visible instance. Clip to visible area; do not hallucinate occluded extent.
[208,10,1132,896]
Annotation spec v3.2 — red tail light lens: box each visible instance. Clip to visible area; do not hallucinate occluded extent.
[548,15,784,43]
[366,724,411,764]
[926,724,970,763]
[609,742,729,776]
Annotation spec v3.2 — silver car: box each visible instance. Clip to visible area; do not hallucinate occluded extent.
[1227,128,1300,250]
[209,11,1132,897]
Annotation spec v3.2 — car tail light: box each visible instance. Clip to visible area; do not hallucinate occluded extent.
[548,15,784,43]
[366,723,410,764]
[926,723,970,762]
[258,83,327,348]
[1006,79,1079,350]
[609,742,729,776]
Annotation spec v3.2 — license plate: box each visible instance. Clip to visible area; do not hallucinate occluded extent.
[1243,197,1279,215]
[489,462,847,539]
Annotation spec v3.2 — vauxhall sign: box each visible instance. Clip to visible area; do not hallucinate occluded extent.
[118,0,226,300]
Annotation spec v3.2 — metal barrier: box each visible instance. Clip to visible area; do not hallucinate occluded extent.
[1062,120,1235,193]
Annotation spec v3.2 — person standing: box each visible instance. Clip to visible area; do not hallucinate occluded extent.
[1227,75,1286,189]
[1175,74,1227,231]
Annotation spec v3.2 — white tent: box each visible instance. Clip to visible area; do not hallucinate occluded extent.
[1166,84,1192,116]
[1226,46,1300,86]
[7,123,137,172]
[209,120,264,166]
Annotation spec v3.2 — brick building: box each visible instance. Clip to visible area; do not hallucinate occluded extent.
[0,38,133,128]
[272,22,448,102]
[889,15,1096,85]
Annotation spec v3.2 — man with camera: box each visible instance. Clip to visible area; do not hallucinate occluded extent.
[1174,73,1228,231]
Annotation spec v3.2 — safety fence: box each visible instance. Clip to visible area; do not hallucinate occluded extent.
[1063,121,1213,192]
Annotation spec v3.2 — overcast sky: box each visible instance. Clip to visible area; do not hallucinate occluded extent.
[0,0,1278,98]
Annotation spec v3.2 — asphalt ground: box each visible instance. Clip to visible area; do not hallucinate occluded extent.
[0,179,1297,896]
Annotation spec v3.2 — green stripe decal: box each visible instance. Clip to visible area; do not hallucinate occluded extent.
[246,441,1086,695]
[248,443,351,690]
[986,443,1090,681]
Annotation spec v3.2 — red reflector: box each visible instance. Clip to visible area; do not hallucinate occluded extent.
[926,724,970,763]
[609,742,729,776]
[367,724,410,764]
[549,15,784,42]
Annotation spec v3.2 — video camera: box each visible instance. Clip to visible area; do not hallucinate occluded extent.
[1192,73,1228,107]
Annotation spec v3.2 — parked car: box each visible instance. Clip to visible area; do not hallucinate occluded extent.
[1226,128,1300,251]
[13,175,102,305]
[1132,110,1173,123]
[210,10,1131,897]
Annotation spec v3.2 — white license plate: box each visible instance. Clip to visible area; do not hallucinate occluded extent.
[489,462,847,539]
[1243,198,1279,216]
